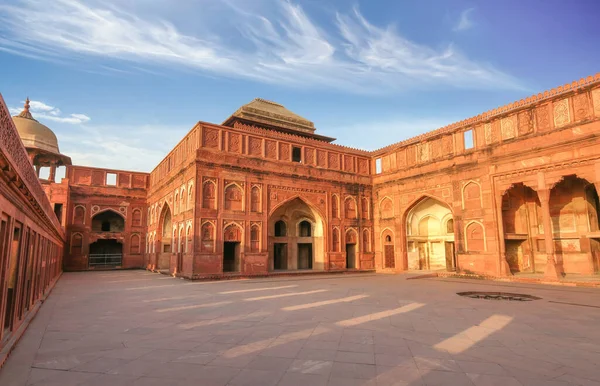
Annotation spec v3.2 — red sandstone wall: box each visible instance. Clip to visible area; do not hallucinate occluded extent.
[0,94,64,356]
[371,76,600,277]
[63,165,148,270]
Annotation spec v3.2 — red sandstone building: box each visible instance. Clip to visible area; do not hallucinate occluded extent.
[2,75,600,346]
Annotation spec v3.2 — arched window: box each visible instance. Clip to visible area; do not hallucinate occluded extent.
[361,197,369,219]
[332,228,340,252]
[71,233,83,255]
[381,198,393,219]
[201,222,214,252]
[174,191,179,214]
[275,220,287,237]
[446,219,454,234]
[130,234,140,254]
[203,181,216,209]
[73,205,85,225]
[250,225,260,252]
[362,229,370,253]
[251,186,261,212]
[187,186,193,211]
[224,184,243,211]
[132,209,142,227]
[345,198,357,219]
[332,195,339,219]
[180,187,185,212]
[186,226,192,253]
[385,235,392,243]
[299,221,311,237]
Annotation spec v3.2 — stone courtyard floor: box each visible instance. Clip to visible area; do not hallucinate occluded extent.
[1,271,600,386]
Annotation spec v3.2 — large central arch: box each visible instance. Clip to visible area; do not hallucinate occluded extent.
[268,197,325,271]
[406,196,455,271]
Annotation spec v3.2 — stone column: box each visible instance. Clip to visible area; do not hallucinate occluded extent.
[495,190,511,276]
[48,164,56,183]
[538,189,559,279]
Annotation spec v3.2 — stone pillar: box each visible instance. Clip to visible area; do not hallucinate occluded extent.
[538,189,560,279]
[48,164,56,183]
[35,164,40,177]
[495,191,511,276]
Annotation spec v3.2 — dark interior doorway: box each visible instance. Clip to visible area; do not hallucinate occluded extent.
[223,242,239,272]
[274,243,287,270]
[346,243,356,269]
[4,226,22,332]
[298,243,312,269]
[89,239,122,268]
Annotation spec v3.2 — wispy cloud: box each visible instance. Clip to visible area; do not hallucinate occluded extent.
[10,100,91,124]
[454,8,475,31]
[0,1,520,92]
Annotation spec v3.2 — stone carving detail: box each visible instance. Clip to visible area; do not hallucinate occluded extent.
[484,123,492,145]
[500,115,516,140]
[357,158,368,175]
[491,121,501,143]
[265,140,277,159]
[572,93,589,121]
[442,135,453,156]
[553,98,570,127]
[406,146,416,166]
[417,142,429,163]
[344,156,354,172]
[279,143,291,161]
[203,128,219,148]
[517,110,534,136]
[431,139,442,159]
[317,150,327,167]
[593,89,600,117]
[228,133,241,153]
[536,104,551,131]
[248,136,262,156]
[328,153,340,169]
[223,223,242,242]
[382,156,390,172]
[305,147,315,165]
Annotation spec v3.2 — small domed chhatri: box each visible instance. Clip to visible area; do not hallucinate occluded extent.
[12,98,71,181]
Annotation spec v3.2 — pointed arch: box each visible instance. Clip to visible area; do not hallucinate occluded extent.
[332,227,340,252]
[180,185,186,212]
[465,220,486,252]
[331,194,340,219]
[132,208,142,227]
[344,196,357,219]
[250,224,260,252]
[174,190,179,214]
[251,185,262,213]
[381,228,395,269]
[361,197,370,219]
[70,232,83,255]
[187,180,194,211]
[73,205,86,225]
[130,234,140,254]
[200,220,215,253]
[202,179,217,209]
[462,180,483,210]
[380,196,394,219]
[362,228,371,253]
[224,182,244,211]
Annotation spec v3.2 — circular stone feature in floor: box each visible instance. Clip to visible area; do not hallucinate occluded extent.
[457,291,541,301]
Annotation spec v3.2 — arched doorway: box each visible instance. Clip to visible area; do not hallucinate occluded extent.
[406,197,455,271]
[345,229,358,269]
[382,230,395,269]
[156,204,172,270]
[223,223,242,272]
[268,198,325,271]
[549,175,600,274]
[501,184,541,273]
[89,239,123,268]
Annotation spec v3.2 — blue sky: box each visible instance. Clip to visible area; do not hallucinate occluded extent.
[1,0,598,172]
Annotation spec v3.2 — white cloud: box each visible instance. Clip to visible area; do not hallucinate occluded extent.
[454,8,475,32]
[0,0,522,93]
[11,99,91,124]
[58,124,186,172]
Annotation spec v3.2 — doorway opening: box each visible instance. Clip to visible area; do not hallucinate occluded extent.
[89,239,122,268]
[297,243,312,269]
[346,243,356,269]
[223,242,240,272]
[274,243,287,270]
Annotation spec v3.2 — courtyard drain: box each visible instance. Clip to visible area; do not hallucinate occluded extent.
[457,291,541,301]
